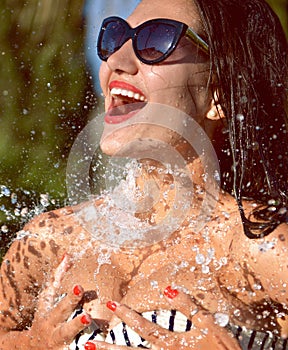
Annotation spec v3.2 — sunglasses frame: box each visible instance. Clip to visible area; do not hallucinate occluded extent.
[97,16,209,65]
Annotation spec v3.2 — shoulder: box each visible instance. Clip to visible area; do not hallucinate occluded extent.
[19,200,97,255]
[240,222,288,302]
[0,200,102,330]
[214,195,287,277]
[0,206,78,330]
[23,204,77,235]
[215,195,288,302]
[2,205,81,272]
[246,222,288,262]
[228,197,288,265]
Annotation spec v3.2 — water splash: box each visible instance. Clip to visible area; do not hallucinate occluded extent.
[0,186,62,259]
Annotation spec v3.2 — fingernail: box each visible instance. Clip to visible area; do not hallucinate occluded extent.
[61,252,68,261]
[106,300,117,312]
[81,314,92,325]
[164,286,179,299]
[84,341,96,350]
[60,252,72,270]
[73,285,82,297]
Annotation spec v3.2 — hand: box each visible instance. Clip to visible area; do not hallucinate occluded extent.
[84,287,241,350]
[25,254,93,349]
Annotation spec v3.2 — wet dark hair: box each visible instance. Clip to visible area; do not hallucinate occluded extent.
[195,0,288,238]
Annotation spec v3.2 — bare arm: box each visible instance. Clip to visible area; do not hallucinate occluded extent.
[0,233,50,332]
[0,201,131,349]
[0,206,91,349]
[0,238,93,349]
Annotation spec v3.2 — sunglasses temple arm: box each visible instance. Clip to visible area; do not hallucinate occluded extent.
[186,27,209,54]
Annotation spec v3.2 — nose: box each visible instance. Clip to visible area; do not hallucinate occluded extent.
[106,40,139,75]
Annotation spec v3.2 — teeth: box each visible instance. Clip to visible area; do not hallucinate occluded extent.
[110,87,147,102]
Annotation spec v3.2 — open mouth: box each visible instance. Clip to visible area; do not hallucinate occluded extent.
[105,86,147,124]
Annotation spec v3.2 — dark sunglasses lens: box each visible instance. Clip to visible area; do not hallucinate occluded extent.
[98,19,127,60]
[136,23,179,62]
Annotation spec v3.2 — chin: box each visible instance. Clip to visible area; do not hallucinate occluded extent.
[100,132,137,158]
[100,136,122,156]
[100,123,144,158]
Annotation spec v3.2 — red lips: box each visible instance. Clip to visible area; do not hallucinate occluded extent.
[105,80,147,124]
[109,81,145,96]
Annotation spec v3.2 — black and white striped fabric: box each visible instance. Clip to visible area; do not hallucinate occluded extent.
[106,309,192,347]
[227,324,288,350]
[68,307,288,349]
[68,308,105,349]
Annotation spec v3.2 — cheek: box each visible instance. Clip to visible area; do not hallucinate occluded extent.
[99,63,109,97]
[148,64,209,117]
[187,80,211,117]
[147,68,187,105]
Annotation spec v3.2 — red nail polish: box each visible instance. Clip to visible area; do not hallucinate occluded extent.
[164,286,179,299]
[106,300,117,312]
[81,314,91,325]
[73,285,82,296]
[84,341,96,350]
[61,252,67,261]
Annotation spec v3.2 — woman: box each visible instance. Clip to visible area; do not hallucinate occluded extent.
[0,0,287,349]
[75,0,288,348]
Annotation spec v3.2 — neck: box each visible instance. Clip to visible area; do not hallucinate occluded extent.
[131,157,216,229]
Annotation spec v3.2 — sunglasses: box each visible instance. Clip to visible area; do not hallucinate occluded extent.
[97,16,209,65]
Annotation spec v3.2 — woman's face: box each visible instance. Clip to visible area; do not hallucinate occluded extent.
[99,0,212,156]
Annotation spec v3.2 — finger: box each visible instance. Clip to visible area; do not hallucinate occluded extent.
[52,312,93,346]
[53,253,72,288]
[163,288,240,350]
[107,301,241,350]
[163,289,240,350]
[84,340,139,350]
[37,253,72,314]
[191,311,241,350]
[49,284,85,325]
[106,301,172,346]
[163,286,199,320]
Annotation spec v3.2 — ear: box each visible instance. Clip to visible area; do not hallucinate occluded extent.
[206,104,225,120]
[206,92,225,121]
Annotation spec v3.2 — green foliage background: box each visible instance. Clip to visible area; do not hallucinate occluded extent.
[0,0,287,259]
[267,0,287,37]
[0,0,97,257]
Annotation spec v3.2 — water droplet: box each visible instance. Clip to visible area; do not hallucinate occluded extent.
[1,225,8,233]
[258,241,275,252]
[20,207,28,217]
[236,114,245,122]
[240,96,248,103]
[233,309,241,317]
[214,170,220,182]
[253,283,262,290]
[214,313,229,327]
[202,265,210,274]
[150,280,159,289]
[195,253,205,265]
[1,186,10,197]
[40,194,50,207]
[11,193,17,204]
